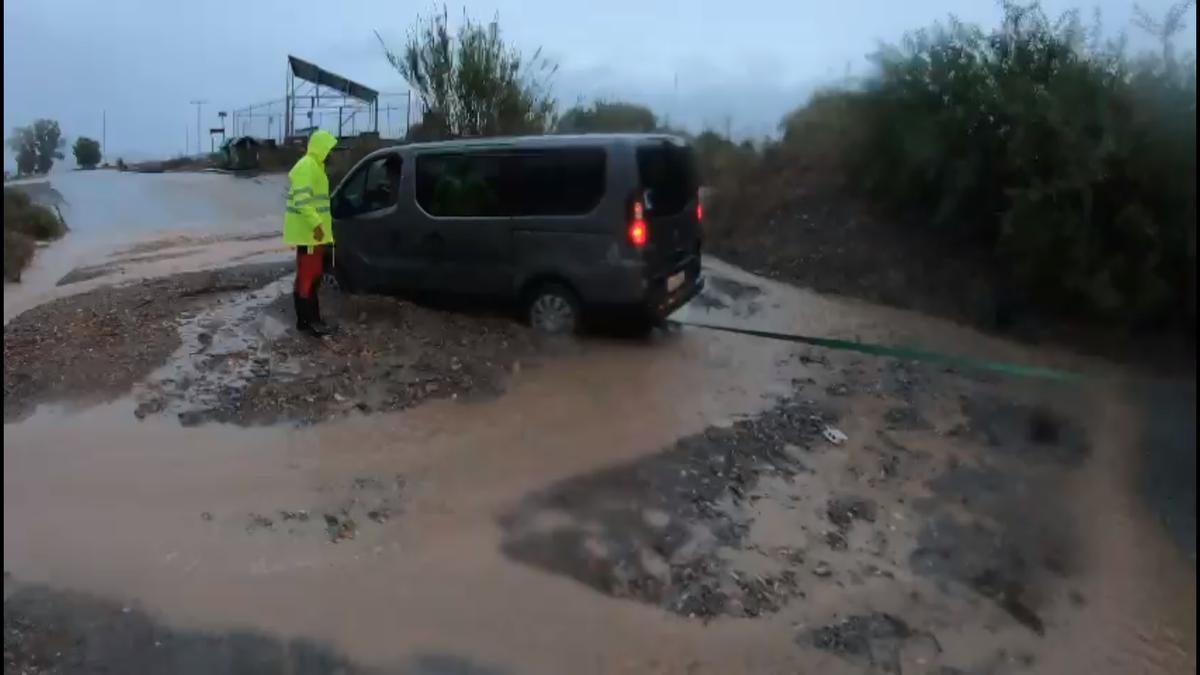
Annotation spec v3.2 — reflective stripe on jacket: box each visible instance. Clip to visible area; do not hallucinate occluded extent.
[283,130,338,247]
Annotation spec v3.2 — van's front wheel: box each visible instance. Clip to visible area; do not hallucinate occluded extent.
[526,283,580,335]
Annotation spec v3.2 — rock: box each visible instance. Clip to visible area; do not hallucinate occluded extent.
[324,514,357,543]
[806,612,920,673]
[813,562,833,577]
[246,513,274,531]
[825,531,848,551]
[827,496,878,531]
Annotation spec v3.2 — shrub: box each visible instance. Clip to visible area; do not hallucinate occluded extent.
[3,229,35,282]
[3,187,66,281]
[774,1,1196,328]
[4,187,67,241]
[692,130,758,186]
[557,101,657,133]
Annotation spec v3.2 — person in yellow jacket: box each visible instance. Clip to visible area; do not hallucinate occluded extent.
[284,130,338,336]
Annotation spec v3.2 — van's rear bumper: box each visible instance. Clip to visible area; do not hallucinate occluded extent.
[642,254,704,319]
[573,252,703,319]
[647,271,704,319]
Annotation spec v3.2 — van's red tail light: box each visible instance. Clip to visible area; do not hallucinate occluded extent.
[697,202,703,222]
[629,200,648,247]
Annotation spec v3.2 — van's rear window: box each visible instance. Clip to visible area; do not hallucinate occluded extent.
[636,144,698,217]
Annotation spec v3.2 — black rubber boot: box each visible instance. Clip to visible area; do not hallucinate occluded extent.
[304,296,331,337]
[293,292,309,332]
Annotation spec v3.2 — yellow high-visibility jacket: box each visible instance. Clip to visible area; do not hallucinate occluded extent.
[283,130,337,248]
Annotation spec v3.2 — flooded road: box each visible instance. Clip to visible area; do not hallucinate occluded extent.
[4,171,288,322]
[4,254,1195,667]
[3,171,1195,673]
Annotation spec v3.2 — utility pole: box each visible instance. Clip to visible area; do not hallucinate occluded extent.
[190,99,207,156]
[102,110,106,159]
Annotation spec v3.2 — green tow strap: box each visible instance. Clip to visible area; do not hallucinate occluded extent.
[669,320,1084,382]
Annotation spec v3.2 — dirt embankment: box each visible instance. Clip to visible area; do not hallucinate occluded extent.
[704,179,1195,373]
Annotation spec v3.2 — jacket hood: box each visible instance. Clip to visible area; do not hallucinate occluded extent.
[306,130,337,162]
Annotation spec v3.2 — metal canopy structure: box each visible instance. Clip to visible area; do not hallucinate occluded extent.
[284,55,380,139]
[288,55,378,103]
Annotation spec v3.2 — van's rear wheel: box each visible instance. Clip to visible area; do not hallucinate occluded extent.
[526,283,580,335]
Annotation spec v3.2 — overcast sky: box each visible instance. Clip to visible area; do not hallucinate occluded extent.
[4,0,1194,168]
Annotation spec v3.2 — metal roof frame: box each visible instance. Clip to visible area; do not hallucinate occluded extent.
[287,55,378,103]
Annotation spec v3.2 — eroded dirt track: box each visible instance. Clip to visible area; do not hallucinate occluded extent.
[4,255,1195,674]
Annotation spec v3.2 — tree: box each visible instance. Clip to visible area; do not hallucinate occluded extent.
[7,119,65,175]
[73,136,102,169]
[8,128,37,176]
[377,8,557,139]
[556,100,657,133]
[1134,0,1195,66]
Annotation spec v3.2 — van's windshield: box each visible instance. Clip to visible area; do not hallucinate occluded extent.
[636,144,698,217]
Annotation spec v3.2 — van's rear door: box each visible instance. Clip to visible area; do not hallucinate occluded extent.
[635,140,701,279]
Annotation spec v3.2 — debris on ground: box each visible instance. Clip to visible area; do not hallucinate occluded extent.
[239,474,406,542]
[501,394,833,619]
[5,263,539,426]
[144,285,538,426]
[3,263,291,422]
[3,580,369,673]
[806,612,938,674]
[822,425,848,445]
[826,495,877,532]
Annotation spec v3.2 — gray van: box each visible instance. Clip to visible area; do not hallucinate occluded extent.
[328,133,704,334]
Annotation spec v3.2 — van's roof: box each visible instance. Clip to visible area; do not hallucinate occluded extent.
[393,132,690,153]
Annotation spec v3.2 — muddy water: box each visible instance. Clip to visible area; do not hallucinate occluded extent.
[4,265,810,673]
[4,259,1195,673]
[4,171,288,323]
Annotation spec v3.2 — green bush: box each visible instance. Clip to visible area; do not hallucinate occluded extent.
[777,1,1196,327]
[557,101,658,133]
[4,187,67,281]
[4,187,67,241]
[3,228,35,282]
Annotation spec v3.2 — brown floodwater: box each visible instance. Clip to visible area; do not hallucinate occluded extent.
[4,246,1194,673]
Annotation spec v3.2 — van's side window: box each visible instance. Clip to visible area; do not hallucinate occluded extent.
[338,154,402,217]
[416,153,504,217]
[504,148,605,216]
[416,148,606,218]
